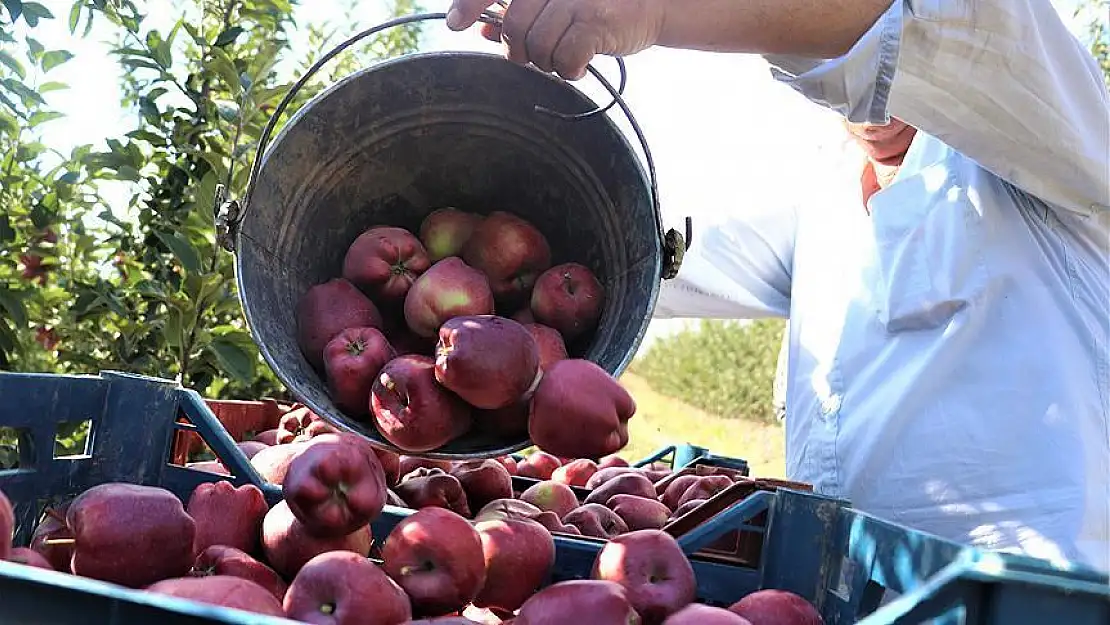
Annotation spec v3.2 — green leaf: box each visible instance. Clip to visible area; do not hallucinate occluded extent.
[20,1,50,19]
[41,50,74,73]
[208,335,255,384]
[162,306,182,347]
[25,37,44,60]
[120,58,161,72]
[154,229,202,274]
[214,26,244,47]
[2,0,22,22]
[38,81,68,93]
[0,50,26,79]
[2,78,46,106]
[0,288,27,327]
[28,110,63,126]
[209,48,241,95]
[68,1,81,33]
[56,170,79,184]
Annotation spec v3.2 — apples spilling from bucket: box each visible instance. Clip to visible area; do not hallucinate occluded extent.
[0,478,825,624]
[295,208,635,457]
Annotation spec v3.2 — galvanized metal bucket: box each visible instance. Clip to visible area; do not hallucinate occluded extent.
[215,12,689,459]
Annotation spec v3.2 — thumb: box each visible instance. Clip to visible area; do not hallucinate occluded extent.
[446,0,494,31]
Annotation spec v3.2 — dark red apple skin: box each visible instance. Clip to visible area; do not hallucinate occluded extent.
[461,211,552,306]
[420,208,482,262]
[191,545,288,603]
[7,547,53,570]
[371,355,474,453]
[296,278,383,371]
[607,494,673,531]
[514,580,639,625]
[519,481,579,520]
[146,576,285,617]
[404,256,496,338]
[524,323,569,370]
[563,503,629,539]
[591,529,696,624]
[529,359,636,459]
[728,589,824,625]
[282,434,389,537]
[283,551,413,625]
[472,518,556,614]
[381,507,487,616]
[450,459,514,514]
[343,225,432,301]
[187,481,269,555]
[394,468,472,518]
[434,315,541,410]
[667,604,755,624]
[323,326,396,416]
[530,262,605,340]
[584,472,657,506]
[260,500,372,579]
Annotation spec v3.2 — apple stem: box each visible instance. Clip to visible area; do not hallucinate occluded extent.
[521,367,544,402]
[42,538,76,547]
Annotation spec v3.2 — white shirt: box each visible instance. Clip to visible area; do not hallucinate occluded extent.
[654,0,1110,572]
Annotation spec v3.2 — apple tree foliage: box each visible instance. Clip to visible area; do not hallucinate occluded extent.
[0,0,422,466]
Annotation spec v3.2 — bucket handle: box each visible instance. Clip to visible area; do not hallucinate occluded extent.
[213,10,691,280]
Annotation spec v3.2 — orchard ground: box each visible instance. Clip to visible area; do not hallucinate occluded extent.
[617,373,786,478]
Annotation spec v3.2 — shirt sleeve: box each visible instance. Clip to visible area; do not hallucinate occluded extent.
[764,0,1110,217]
[653,207,796,320]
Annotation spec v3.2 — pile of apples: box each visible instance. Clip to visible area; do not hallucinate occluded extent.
[0,431,823,624]
[295,208,632,458]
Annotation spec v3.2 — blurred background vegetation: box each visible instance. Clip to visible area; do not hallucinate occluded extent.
[1,0,1106,472]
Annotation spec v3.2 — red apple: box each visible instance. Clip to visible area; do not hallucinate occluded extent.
[7,547,52,570]
[522,323,569,371]
[324,326,396,416]
[237,440,269,459]
[529,359,635,459]
[284,551,412,625]
[592,529,696,624]
[146,576,285,617]
[252,429,281,446]
[0,489,11,560]
[420,208,482,262]
[515,580,638,624]
[450,459,514,514]
[511,307,536,324]
[435,315,541,410]
[474,498,544,523]
[399,456,454,479]
[186,460,229,475]
[283,434,388,537]
[584,472,657,506]
[530,262,604,340]
[551,458,598,487]
[382,507,487,616]
[563,503,629,539]
[261,500,372,579]
[187,481,268,555]
[372,355,474,453]
[531,510,583,535]
[520,481,579,519]
[67,483,195,588]
[496,455,518,475]
[395,468,472,517]
[29,503,72,572]
[667,500,707,524]
[276,405,329,444]
[660,476,702,509]
[676,476,734,508]
[607,495,672,531]
[599,454,630,469]
[473,518,556,613]
[667,604,754,624]
[343,225,432,301]
[296,278,383,370]
[520,451,561,480]
[586,467,638,489]
[250,441,309,485]
[192,545,288,602]
[375,447,402,485]
[405,256,495,338]
[462,211,552,305]
[728,589,824,625]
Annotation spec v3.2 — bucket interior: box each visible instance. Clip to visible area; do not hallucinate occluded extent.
[236,51,662,457]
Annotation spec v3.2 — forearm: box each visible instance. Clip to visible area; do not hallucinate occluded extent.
[656,0,893,58]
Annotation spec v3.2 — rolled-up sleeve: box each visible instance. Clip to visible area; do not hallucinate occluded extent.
[653,207,796,320]
[765,0,1110,217]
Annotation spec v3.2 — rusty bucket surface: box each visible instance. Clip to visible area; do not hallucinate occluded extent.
[226,30,681,458]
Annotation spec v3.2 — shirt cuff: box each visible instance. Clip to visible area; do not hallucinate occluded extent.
[763,0,903,125]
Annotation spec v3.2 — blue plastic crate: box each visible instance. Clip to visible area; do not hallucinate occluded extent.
[1,370,1106,625]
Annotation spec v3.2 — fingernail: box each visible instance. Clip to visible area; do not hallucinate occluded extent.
[446,8,463,30]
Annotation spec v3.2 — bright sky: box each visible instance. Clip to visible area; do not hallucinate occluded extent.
[15,0,1095,353]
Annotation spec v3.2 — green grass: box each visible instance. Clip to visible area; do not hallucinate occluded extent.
[618,373,786,478]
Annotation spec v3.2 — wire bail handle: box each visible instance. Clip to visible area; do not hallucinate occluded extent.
[213,9,691,280]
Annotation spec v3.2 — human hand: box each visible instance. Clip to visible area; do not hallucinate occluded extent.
[445,0,668,80]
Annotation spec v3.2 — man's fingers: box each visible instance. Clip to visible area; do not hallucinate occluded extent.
[525,0,575,73]
[446,0,496,31]
[552,22,596,80]
[501,0,550,65]
[479,20,502,43]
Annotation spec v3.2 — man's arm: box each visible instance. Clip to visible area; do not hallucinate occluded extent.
[653,208,796,320]
[764,0,1110,217]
